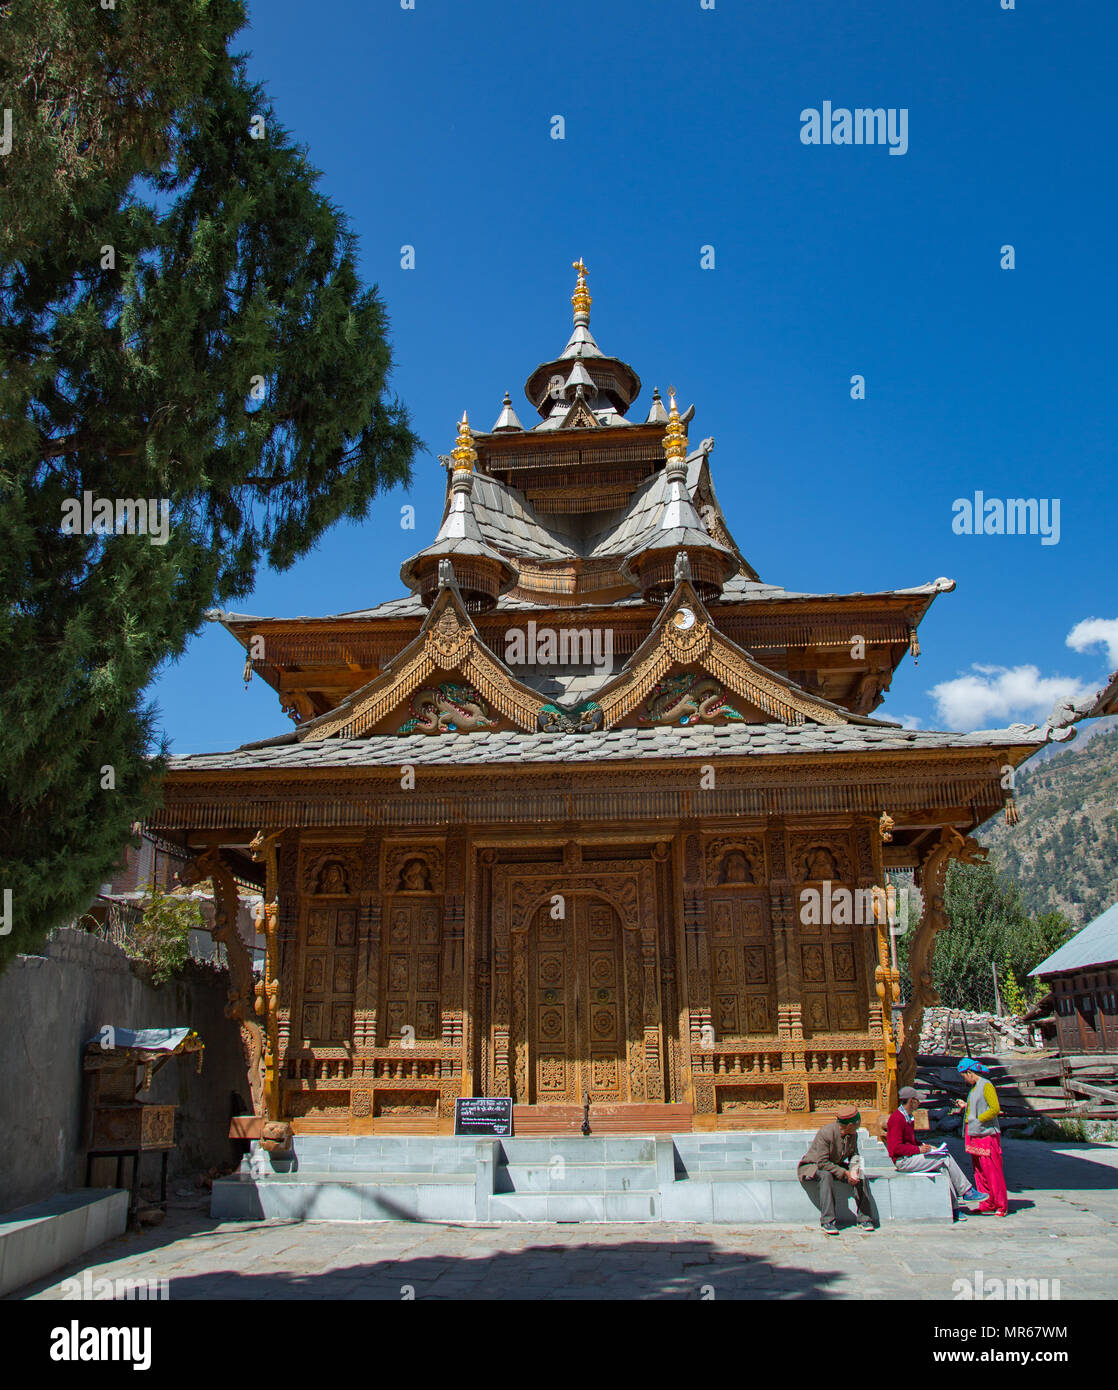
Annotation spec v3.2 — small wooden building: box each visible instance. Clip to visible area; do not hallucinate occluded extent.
[1030,902,1118,1056]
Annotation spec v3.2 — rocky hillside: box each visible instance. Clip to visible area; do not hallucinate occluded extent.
[980,724,1118,926]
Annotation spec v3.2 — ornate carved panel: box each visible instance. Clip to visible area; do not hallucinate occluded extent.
[706,894,776,1038]
[789,832,854,884]
[301,846,363,896]
[379,900,443,1044]
[521,897,630,1105]
[705,835,766,886]
[492,860,661,1105]
[384,843,445,894]
[298,902,359,1042]
[794,845,867,1035]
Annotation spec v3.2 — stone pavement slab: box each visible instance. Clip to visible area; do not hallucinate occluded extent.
[8,1138,1117,1301]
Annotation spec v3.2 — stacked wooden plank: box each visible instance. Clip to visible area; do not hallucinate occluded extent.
[915,1050,1118,1122]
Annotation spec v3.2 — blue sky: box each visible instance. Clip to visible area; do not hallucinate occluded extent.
[150,0,1118,754]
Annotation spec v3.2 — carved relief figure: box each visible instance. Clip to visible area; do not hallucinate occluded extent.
[316,861,348,895]
[397,858,432,892]
[641,672,745,726]
[719,850,754,884]
[804,846,838,881]
[705,837,764,886]
[398,683,496,735]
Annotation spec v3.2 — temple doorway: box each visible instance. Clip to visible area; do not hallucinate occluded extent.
[516,896,633,1106]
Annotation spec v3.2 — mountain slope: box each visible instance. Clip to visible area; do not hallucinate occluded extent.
[979,725,1118,926]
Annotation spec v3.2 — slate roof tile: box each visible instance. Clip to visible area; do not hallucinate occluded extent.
[169,722,1047,773]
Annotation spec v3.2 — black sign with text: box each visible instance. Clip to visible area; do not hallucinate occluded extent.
[454,1096,514,1137]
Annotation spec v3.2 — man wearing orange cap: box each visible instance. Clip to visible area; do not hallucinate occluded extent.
[797,1105,875,1235]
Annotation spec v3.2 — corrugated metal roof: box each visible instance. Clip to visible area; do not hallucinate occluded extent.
[1029,902,1118,976]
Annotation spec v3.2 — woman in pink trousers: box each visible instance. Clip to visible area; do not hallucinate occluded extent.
[957,1057,1009,1216]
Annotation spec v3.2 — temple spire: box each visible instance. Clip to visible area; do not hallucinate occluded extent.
[620,382,737,604]
[662,387,688,469]
[524,258,640,420]
[399,411,517,612]
[451,411,477,472]
[571,257,592,323]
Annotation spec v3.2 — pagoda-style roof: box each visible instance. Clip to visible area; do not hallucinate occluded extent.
[521,257,642,421]
[191,264,976,730]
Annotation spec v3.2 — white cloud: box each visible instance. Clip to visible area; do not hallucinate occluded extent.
[878,710,923,730]
[1067,617,1118,669]
[930,665,1097,731]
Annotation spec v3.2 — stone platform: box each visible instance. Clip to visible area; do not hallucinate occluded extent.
[211,1131,952,1225]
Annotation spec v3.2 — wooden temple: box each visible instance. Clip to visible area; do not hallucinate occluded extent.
[151,260,1053,1137]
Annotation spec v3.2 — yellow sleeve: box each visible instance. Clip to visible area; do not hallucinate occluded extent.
[978,1080,1000,1124]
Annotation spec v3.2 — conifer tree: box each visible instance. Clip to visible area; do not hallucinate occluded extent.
[900,860,1074,1011]
[0,1,418,966]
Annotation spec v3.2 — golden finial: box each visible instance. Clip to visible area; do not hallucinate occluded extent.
[663,385,688,465]
[451,410,477,472]
[571,257,592,320]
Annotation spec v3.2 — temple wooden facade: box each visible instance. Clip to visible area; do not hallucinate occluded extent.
[151,262,1056,1137]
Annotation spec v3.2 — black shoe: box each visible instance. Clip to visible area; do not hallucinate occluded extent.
[821,1221,840,1235]
[857,1219,875,1232]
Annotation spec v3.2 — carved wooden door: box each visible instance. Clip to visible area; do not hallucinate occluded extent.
[798,901,865,1035]
[527,898,629,1105]
[707,894,776,1038]
[379,900,442,1045]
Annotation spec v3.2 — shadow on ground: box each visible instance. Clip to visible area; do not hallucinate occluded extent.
[87,1240,849,1300]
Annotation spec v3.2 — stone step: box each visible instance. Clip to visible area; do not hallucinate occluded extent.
[213,1131,954,1226]
[486,1191,662,1223]
[211,1171,476,1222]
[278,1136,475,1175]
[498,1137,656,1163]
[499,1162,658,1194]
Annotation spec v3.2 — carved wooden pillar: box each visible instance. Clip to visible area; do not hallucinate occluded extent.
[641,845,669,1103]
[442,832,466,1082]
[656,844,682,1103]
[475,849,495,1095]
[181,846,265,1117]
[249,830,282,1119]
[681,831,713,1114]
[489,856,511,1097]
[354,832,382,1056]
[275,831,299,1110]
[898,827,988,1086]
[767,819,803,1069]
[855,820,895,1110]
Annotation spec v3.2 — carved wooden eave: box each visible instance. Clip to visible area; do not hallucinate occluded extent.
[592,578,866,729]
[152,736,1047,841]
[297,581,545,739]
[558,394,600,430]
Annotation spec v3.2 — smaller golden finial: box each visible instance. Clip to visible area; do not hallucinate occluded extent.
[571,257,592,320]
[451,410,477,472]
[663,385,688,465]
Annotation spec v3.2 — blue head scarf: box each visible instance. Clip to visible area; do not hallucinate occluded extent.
[956,1057,990,1076]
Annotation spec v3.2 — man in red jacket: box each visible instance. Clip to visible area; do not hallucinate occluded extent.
[887,1086,986,1216]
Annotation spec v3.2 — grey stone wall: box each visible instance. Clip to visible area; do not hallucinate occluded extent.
[0,928,246,1212]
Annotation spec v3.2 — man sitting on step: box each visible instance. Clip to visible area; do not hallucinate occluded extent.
[797,1105,875,1235]
[886,1086,987,1219]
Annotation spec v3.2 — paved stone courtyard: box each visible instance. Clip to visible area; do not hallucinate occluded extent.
[12,1139,1118,1300]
